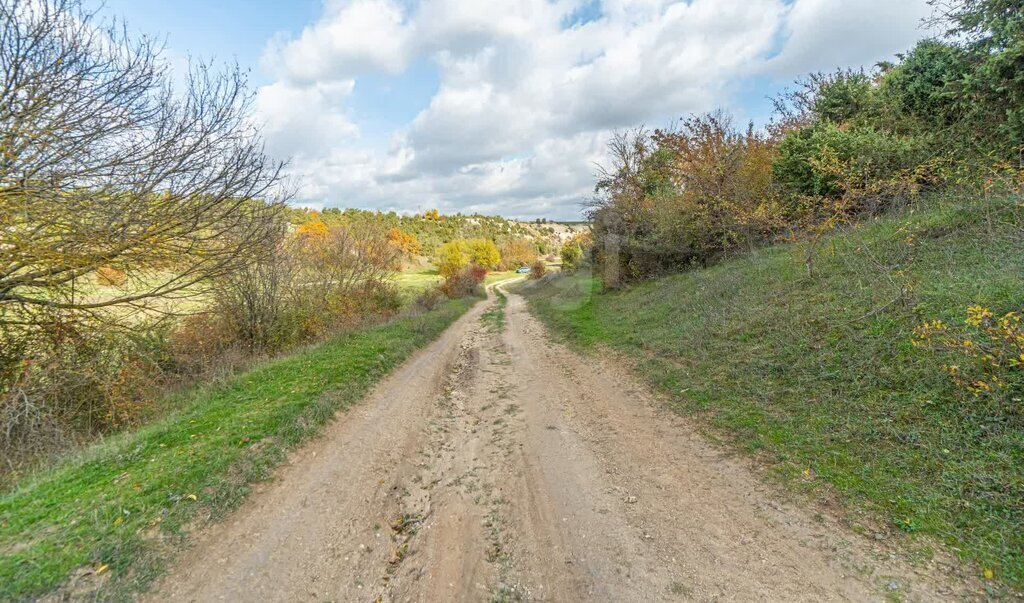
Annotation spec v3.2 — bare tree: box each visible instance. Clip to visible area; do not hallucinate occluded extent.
[215,225,401,353]
[0,0,288,326]
[291,226,400,310]
[215,232,297,353]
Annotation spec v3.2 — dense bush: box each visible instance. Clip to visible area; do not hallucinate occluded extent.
[880,40,973,135]
[441,264,487,299]
[935,0,1024,158]
[0,319,170,467]
[499,238,539,270]
[773,123,934,213]
[591,113,782,284]
[463,238,501,270]
[215,225,401,353]
[529,260,547,280]
[413,287,446,312]
[589,0,1021,288]
[436,240,469,278]
[437,238,503,276]
[560,241,584,272]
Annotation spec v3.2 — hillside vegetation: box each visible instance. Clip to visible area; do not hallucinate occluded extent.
[522,193,1023,591]
[284,206,584,260]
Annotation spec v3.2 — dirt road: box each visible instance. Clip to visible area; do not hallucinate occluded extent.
[150,286,964,602]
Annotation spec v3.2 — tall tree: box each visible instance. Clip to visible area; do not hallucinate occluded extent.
[0,0,288,326]
[929,0,1024,157]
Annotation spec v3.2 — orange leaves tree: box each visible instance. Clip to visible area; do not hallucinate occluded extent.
[295,212,330,240]
[499,238,538,269]
[386,228,422,258]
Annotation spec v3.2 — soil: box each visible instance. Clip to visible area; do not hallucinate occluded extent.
[148,285,972,602]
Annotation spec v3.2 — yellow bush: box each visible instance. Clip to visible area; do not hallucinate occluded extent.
[913,306,1024,408]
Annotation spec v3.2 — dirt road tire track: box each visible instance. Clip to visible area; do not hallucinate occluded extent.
[148,284,968,602]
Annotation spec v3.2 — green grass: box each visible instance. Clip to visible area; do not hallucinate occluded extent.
[484,271,523,286]
[520,194,1024,592]
[0,299,475,600]
[396,266,443,299]
[481,288,508,332]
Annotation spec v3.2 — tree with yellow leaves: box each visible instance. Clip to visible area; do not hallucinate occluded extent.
[386,228,422,258]
[463,238,501,270]
[436,241,468,278]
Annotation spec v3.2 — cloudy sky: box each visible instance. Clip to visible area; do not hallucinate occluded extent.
[103,0,935,219]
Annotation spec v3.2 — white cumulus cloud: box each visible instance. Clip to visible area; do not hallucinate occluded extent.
[256,0,934,219]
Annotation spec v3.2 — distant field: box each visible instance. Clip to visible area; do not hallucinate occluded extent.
[395,267,443,298]
[396,266,523,300]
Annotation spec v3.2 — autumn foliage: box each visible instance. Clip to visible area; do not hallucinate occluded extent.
[440,264,486,299]
[387,228,422,258]
[914,306,1024,421]
[436,238,501,277]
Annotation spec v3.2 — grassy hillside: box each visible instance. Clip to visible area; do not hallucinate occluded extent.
[0,299,475,600]
[520,193,1023,592]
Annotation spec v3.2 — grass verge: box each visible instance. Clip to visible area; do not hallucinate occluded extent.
[0,298,475,600]
[481,287,508,332]
[520,194,1023,594]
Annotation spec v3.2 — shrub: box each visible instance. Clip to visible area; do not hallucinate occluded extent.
[934,0,1024,158]
[560,231,593,272]
[441,264,486,298]
[437,240,469,278]
[168,312,240,371]
[499,238,538,269]
[560,243,583,272]
[914,306,1024,424]
[591,113,783,285]
[773,123,934,214]
[880,40,973,134]
[809,70,878,124]
[414,287,446,312]
[0,321,170,470]
[463,238,501,270]
[529,260,547,280]
[215,224,401,353]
